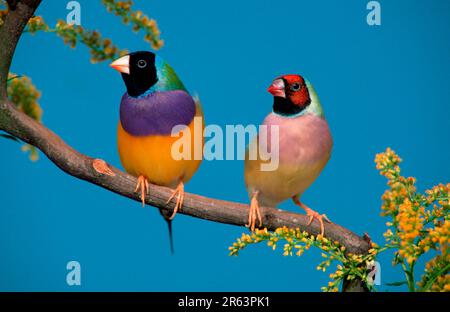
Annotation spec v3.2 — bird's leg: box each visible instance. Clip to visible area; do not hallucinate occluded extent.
[134,175,149,207]
[292,195,331,236]
[166,181,184,220]
[92,159,115,176]
[246,191,262,232]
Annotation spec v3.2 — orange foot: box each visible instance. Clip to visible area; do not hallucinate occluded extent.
[166,181,184,220]
[135,175,149,207]
[92,159,115,176]
[246,191,262,232]
[292,195,331,236]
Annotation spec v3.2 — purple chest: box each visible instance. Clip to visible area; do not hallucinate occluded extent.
[119,90,196,136]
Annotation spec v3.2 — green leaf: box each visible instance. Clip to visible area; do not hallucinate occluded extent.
[0,133,20,143]
[385,281,407,287]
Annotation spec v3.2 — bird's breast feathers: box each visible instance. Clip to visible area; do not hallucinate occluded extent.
[245,113,333,205]
[119,90,196,136]
[263,112,333,166]
[117,90,203,187]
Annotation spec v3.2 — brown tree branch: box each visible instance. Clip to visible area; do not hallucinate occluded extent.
[0,0,370,291]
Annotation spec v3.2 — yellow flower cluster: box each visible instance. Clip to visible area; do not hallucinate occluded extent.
[375,147,402,179]
[21,2,164,63]
[417,207,449,265]
[229,226,378,292]
[54,20,128,63]
[396,199,424,264]
[376,148,449,291]
[26,16,49,34]
[104,0,132,14]
[432,275,450,292]
[7,73,42,123]
[7,73,42,161]
[428,219,449,252]
[22,14,128,63]
[380,177,416,217]
[102,0,164,50]
[425,183,450,216]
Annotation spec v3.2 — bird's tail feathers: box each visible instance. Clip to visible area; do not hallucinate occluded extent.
[159,209,174,255]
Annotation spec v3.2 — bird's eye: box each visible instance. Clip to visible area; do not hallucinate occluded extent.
[137,60,147,68]
[291,83,301,91]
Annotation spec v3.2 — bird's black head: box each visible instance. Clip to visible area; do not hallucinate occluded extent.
[110,51,158,97]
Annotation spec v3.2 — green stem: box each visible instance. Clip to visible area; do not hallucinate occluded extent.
[401,261,416,292]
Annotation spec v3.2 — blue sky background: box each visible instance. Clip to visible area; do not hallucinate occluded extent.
[0,0,449,291]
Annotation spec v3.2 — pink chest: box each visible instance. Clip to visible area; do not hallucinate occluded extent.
[262,113,333,166]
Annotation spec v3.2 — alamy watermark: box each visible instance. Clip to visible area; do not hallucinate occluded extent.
[170,117,280,172]
[66,260,81,286]
[367,1,381,26]
[366,261,381,286]
[66,1,81,26]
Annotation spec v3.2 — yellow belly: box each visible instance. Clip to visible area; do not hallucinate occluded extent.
[117,117,203,188]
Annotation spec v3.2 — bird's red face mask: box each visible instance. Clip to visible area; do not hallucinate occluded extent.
[267,75,311,108]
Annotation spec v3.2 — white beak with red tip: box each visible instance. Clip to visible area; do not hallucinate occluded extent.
[110,55,130,74]
[267,78,286,98]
